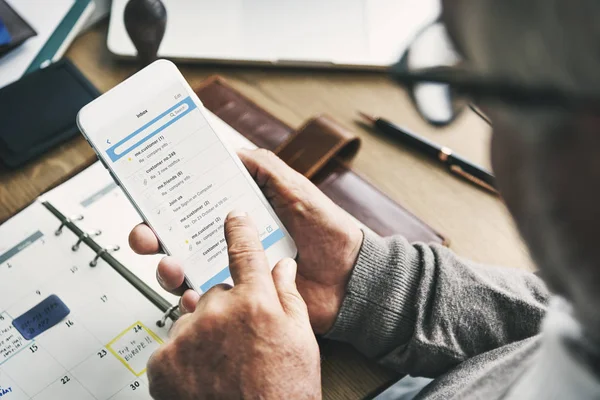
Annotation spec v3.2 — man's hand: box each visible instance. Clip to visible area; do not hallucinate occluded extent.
[129,148,363,334]
[147,211,321,399]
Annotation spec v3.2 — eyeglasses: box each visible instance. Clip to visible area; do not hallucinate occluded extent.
[390,66,600,113]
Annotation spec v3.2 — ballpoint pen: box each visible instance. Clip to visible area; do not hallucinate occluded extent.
[358,112,498,195]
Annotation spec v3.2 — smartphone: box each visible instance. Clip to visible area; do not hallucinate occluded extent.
[77,60,297,293]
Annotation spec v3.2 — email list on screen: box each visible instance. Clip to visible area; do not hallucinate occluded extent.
[99,85,285,292]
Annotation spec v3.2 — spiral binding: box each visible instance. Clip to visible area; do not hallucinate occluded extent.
[45,200,179,324]
[55,215,84,236]
[156,305,179,327]
[89,245,121,267]
[71,230,102,251]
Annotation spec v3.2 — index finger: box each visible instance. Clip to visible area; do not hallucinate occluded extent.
[224,210,274,289]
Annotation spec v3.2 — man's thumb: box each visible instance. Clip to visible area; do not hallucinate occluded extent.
[272,258,307,318]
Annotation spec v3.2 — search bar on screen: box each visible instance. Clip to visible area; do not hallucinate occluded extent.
[105,96,196,162]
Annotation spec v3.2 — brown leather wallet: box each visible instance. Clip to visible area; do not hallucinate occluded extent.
[195,76,446,245]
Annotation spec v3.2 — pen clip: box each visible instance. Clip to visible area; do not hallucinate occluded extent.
[449,164,499,195]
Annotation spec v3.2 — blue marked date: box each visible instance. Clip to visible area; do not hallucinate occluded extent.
[12,295,70,340]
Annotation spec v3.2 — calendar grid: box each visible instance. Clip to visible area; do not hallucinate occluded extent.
[0,201,175,400]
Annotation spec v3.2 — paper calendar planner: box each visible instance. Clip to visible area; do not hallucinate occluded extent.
[0,199,172,399]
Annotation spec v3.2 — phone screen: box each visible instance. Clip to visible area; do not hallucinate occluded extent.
[86,82,291,292]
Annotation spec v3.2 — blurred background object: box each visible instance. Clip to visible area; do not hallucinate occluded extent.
[396,21,463,126]
[80,0,110,31]
[0,0,94,89]
[110,0,441,69]
[0,59,99,168]
[123,0,167,67]
[0,0,37,59]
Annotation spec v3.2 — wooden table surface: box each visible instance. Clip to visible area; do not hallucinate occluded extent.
[0,22,533,399]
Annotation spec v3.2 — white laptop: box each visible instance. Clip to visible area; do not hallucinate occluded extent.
[107,0,440,69]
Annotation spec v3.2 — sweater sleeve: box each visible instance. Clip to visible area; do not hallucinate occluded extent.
[325,231,550,378]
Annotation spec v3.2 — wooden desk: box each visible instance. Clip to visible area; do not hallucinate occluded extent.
[0,22,533,399]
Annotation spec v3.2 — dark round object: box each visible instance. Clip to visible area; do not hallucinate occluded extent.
[123,0,167,66]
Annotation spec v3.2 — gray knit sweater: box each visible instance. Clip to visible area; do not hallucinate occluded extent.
[326,232,600,399]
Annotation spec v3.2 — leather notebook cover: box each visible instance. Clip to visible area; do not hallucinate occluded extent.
[195,77,446,245]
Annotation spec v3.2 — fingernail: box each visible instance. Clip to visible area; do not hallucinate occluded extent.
[281,258,297,281]
[227,209,247,220]
[179,297,188,314]
[156,269,164,286]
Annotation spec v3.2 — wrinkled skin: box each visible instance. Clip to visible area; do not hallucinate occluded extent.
[146,211,321,399]
[130,149,363,334]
